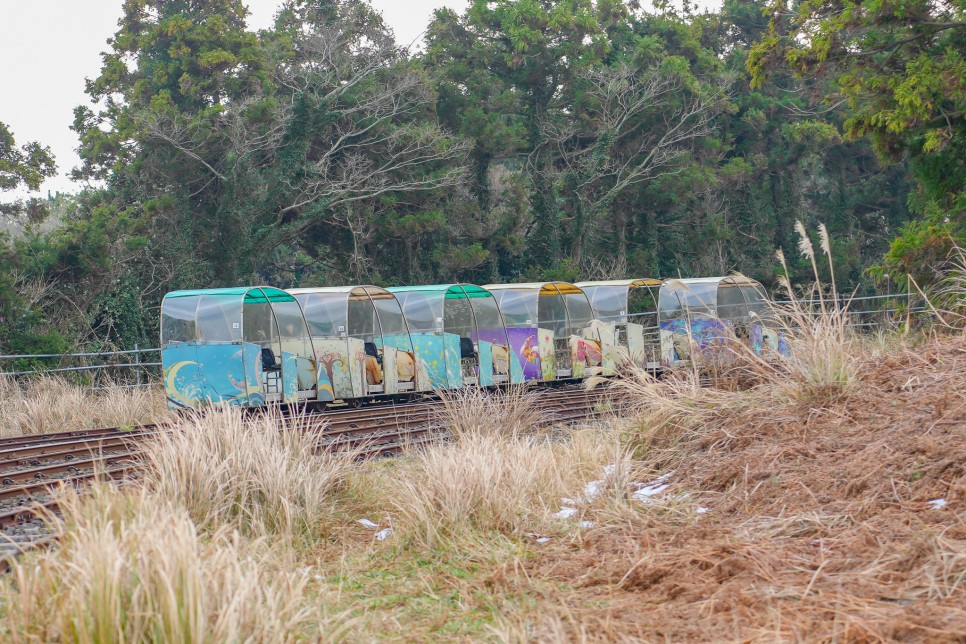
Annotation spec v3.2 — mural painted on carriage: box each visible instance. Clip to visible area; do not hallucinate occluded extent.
[405,332,463,389]
[474,328,529,383]
[658,318,733,361]
[162,342,263,409]
[500,327,543,381]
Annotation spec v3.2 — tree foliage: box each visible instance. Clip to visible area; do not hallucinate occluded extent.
[0,0,940,354]
[749,0,966,283]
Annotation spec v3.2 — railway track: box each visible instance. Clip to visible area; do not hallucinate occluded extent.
[0,385,613,568]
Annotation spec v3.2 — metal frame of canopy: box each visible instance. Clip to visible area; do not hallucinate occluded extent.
[287,285,423,400]
[160,286,321,408]
[389,283,523,387]
[577,278,663,370]
[482,281,603,381]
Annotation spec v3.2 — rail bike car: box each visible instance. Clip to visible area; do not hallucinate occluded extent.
[160,287,330,409]
[577,278,663,371]
[657,276,781,364]
[389,284,525,388]
[482,282,607,381]
[287,286,427,402]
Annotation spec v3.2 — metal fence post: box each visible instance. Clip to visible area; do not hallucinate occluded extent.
[134,344,142,386]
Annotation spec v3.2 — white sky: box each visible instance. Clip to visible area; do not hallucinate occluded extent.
[0,0,717,195]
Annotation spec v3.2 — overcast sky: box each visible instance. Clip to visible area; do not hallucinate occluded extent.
[0,0,715,195]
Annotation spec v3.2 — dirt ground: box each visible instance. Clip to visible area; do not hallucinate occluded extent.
[521,335,966,641]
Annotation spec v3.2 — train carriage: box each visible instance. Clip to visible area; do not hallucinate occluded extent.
[482,282,606,381]
[657,276,780,364]
[389,283,525,388]
[160,287,328,409]
[577,278,663,371]
[287,286,426,401]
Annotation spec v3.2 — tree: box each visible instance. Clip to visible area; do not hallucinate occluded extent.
[426,0,626,273]
[0,121,56,220]
[749,0,966,284]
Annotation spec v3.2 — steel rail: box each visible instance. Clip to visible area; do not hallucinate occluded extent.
[0,385,610,568]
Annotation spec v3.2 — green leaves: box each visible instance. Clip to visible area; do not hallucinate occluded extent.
[0,122,56,193]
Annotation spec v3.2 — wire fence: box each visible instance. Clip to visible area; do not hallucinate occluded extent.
[0,345,162,388]
[0,292,932,386]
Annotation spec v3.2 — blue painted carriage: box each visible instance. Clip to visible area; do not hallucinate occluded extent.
[160,287,330,409]
[287,286,425,401]
[657,276,780,364]
[577,278,663,371]
[482,282,608,381]
[389,284,525,388]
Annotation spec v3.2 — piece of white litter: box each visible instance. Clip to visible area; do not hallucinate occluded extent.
[583,480,603,501]
[632,482,670,501]
[554,506,578,519]
[536,536,551,543]
[579,521,596,529]
[928,498,948,510]
[375,527,392,541]
[357,518,379,529]
[697,506,709,514]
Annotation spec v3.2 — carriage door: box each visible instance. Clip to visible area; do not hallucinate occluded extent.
[244,293,285,403]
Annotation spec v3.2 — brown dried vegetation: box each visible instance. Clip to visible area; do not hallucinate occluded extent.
[522,334,966,641]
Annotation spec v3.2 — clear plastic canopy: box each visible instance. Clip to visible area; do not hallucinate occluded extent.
[390,283,510,345]
[288,286,414,353]
[658,276,767,322]
[577,279,662,325]
[484,282,595,337]
[161,286,300,346]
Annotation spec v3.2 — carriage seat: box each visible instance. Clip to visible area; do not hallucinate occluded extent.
[396,350,416,382]
[261,348,281,371]
[491,344,510,375]
[459,337,476,359]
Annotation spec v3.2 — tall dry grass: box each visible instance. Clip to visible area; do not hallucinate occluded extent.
[0,376,170,437]
[140,408,358,543]
[927,243,966,329]
[764,222,862,395]
[600,368,750,466]
[0,483,343,642]
[382,385,630,549]
[435,385,543,440]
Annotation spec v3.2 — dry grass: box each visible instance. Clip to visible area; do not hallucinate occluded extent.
[3,323,963,640]
[513,334,966,641]
[140,408,358,544]
[0,483,345,642]
[377,423,629,551]
[0,376,170,437]
[435,385,543,440]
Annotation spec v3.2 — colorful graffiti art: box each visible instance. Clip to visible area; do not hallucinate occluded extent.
[162,342,263,409]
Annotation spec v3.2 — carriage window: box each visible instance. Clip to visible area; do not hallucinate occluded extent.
[372,295,414,353]
[539,292,568,336]
[348,297,376,343]
[161,295,200,345]
[298,293,345,337]
[243,300,275,345]
[396,292,440,334]
[628,287,658,326]
[563,293,594,333]
[196,295,242,342]
[493,290,538,327]
[469,295,503,332]
[586,286,625,323]
[740,286,768,316]
[717,285,749,321]
[272,298,312,358]
[443,295,474,339]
